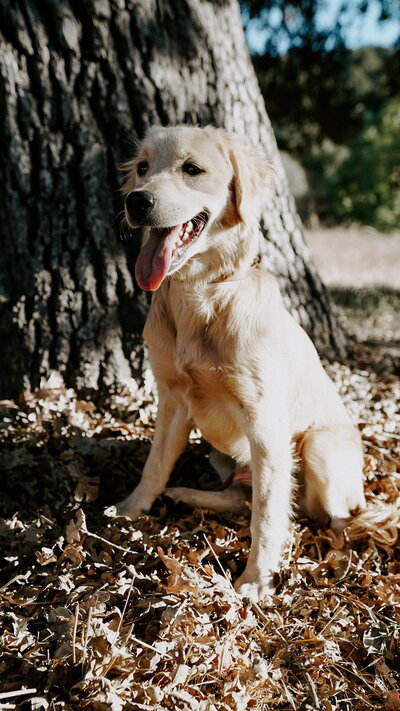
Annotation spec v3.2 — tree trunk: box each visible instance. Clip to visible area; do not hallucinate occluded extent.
[0,0,345,400]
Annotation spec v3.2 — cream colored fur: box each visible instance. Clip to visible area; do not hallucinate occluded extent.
[112,125,366,602]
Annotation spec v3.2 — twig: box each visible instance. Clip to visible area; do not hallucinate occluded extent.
[0,690,37,701]
[82,604,92,663]
[102,578,136,677]
[334,549,353,583]
[72,602,79,665]
[305,670,321,709]
[363,441,400,465]
[378,431,400,441]
[0,571,31,592]
[282,680,297,710]
[319,603,342,636]
[203,533,236,592]
[130,634,174,660]
[162,597,188,635]
[113,575,135,645]
[85,530,134,555]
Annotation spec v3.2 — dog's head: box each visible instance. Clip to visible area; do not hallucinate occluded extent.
[123,125,272,291]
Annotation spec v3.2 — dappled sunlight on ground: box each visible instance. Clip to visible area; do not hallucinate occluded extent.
[0,355,399,709]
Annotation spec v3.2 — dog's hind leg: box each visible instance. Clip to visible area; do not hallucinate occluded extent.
[165,483,248,513]
[300,425,366,531]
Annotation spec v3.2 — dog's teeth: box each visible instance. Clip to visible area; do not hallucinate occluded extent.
[171,217,204,263]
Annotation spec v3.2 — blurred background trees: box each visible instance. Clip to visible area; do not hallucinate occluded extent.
[241,0,400,229]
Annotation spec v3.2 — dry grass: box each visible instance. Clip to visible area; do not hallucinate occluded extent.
[0,359,399,710]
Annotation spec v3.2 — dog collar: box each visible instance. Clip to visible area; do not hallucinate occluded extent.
[210,255,262,284]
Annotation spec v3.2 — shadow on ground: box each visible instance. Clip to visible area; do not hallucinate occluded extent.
[331,285,400,374]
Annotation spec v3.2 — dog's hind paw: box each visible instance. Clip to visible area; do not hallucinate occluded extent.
[104,493,149,520]
[104,504,119,518]
[104,503,142,519]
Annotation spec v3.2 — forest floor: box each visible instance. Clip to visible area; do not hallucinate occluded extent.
[0,228,399,711]
[305,227,400,291]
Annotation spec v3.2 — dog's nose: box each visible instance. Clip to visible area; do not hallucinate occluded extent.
[125,191,156,221]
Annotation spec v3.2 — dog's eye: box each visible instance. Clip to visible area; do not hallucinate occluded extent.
[183,162,204,176]
[137,161,148,176]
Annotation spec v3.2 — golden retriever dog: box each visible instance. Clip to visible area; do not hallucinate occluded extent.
[112,124,365,602]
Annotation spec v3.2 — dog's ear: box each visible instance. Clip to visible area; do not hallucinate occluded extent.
[229,139,273,224]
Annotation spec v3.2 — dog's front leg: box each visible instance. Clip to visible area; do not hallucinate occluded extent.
[235,415,292,602]
[110,388,192,519]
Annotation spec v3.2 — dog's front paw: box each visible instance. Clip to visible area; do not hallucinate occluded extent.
[234,574,275,603]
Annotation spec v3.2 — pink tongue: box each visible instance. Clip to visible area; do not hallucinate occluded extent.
[135,225,181,291]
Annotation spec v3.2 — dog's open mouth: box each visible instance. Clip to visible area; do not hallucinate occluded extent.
[135,211,209,291]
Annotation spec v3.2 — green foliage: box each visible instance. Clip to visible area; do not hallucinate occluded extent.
[242,0,400,56]
[253,46,394,155]
[253,45,400,229]
[245,0,400,229]
[327,97,400,230]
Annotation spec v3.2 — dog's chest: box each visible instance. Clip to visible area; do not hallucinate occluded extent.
[176,346,246,454]
[176,333,232,395]
[147,296,239,387]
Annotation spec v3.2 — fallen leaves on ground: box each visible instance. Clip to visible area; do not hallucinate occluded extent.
[0,364,399,710]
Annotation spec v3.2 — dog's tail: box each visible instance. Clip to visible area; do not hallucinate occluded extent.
[345,500,399,546]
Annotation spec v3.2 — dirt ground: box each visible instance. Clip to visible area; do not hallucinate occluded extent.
[305,227,400,290]
[305,227,400,356]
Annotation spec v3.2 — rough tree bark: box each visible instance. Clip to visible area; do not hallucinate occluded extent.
[0,0,345,399]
